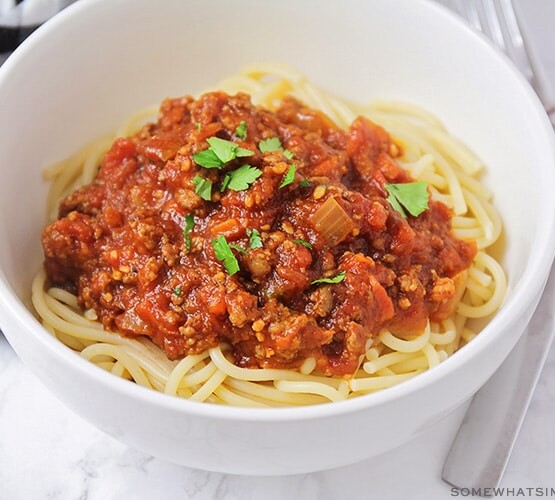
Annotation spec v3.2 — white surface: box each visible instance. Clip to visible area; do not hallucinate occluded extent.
[1,333,554,499]
[2,0,554,476]
[1,0,555,495]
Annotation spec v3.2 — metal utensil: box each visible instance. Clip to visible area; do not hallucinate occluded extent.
[438,0,555,493]
[439,0,555,123]
[442,267,555,492]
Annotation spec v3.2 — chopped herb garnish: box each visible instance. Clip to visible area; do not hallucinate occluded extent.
[229,243,247,255]
[195,123,202,132]
[193,175,212,201]
[311,271,346,286]
[235,147,254,158]
[212,235,240,275]
[385,182,429,218]
[193,136,254,169]
[173,286,182,296]
[259,137,283,153]
[293,238,312,249]
[247,228,263,249]
[207,136,253,163]
[279,164,296,188]
[225,164,263,191]
[258,137,293,159]
[235,120,247,140]
[299,179,311,188]
[220,172,231,192]
[183,214,195,251]
[193,149,223,169]
[223,230,262,256]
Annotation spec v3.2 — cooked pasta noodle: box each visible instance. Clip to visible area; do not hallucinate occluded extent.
[32,63,507,406]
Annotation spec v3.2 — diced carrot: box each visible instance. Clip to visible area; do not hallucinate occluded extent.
[210,218,243,238]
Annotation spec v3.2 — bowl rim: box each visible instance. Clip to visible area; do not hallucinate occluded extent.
[1,0,555,423]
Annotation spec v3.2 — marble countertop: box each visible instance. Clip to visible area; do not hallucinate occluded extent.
[1,2,555,499]
[1,332,554,500]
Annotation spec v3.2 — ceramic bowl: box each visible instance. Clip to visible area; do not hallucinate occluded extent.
[1,0,554,475]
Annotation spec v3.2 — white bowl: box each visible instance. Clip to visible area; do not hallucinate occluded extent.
[1,0,554,475]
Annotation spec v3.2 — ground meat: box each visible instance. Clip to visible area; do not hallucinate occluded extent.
[41,92,476,376]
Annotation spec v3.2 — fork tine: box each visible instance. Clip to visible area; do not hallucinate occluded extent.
[479,0,507,51]
[441,0,551,119]
[495,0,535,82]
[452,0,534,84]
[457,0,483,33]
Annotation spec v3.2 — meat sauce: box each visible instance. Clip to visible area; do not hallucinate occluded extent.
[42,92,476,376]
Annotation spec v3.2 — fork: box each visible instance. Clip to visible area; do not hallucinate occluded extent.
[439,0,555,123]
[446,0,534,78]
[437,0,555,494]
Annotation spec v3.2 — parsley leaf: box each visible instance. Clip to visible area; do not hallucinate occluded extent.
[226,164,263,191]
[183,214,195,251]
[193,175,212,201]
[207,137,238,163]
[235,147,254,158]
[311,271,346,286]
[173,286,182,296]
[299,179,311,188]
[195,123,202,132]
[386,190,406,217]
[220,172,231,192]
[194,136,254,169]
[193,149,223,169]
[293,238,312,249]
[235,120,247,140]
[385,182,429,218]
[207,137,253,163]
[247,228,263,249]
[224,230,263,255]
[259,137,283,153]
[212,235,240,275]
[258,137,293,159]
[279,164,296,188]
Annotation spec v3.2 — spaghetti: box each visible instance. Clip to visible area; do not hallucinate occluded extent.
[32,63,506,407]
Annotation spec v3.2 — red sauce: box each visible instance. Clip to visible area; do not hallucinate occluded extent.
[42,92,476,376]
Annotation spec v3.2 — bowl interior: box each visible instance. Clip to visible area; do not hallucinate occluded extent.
[0,0,554,393]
